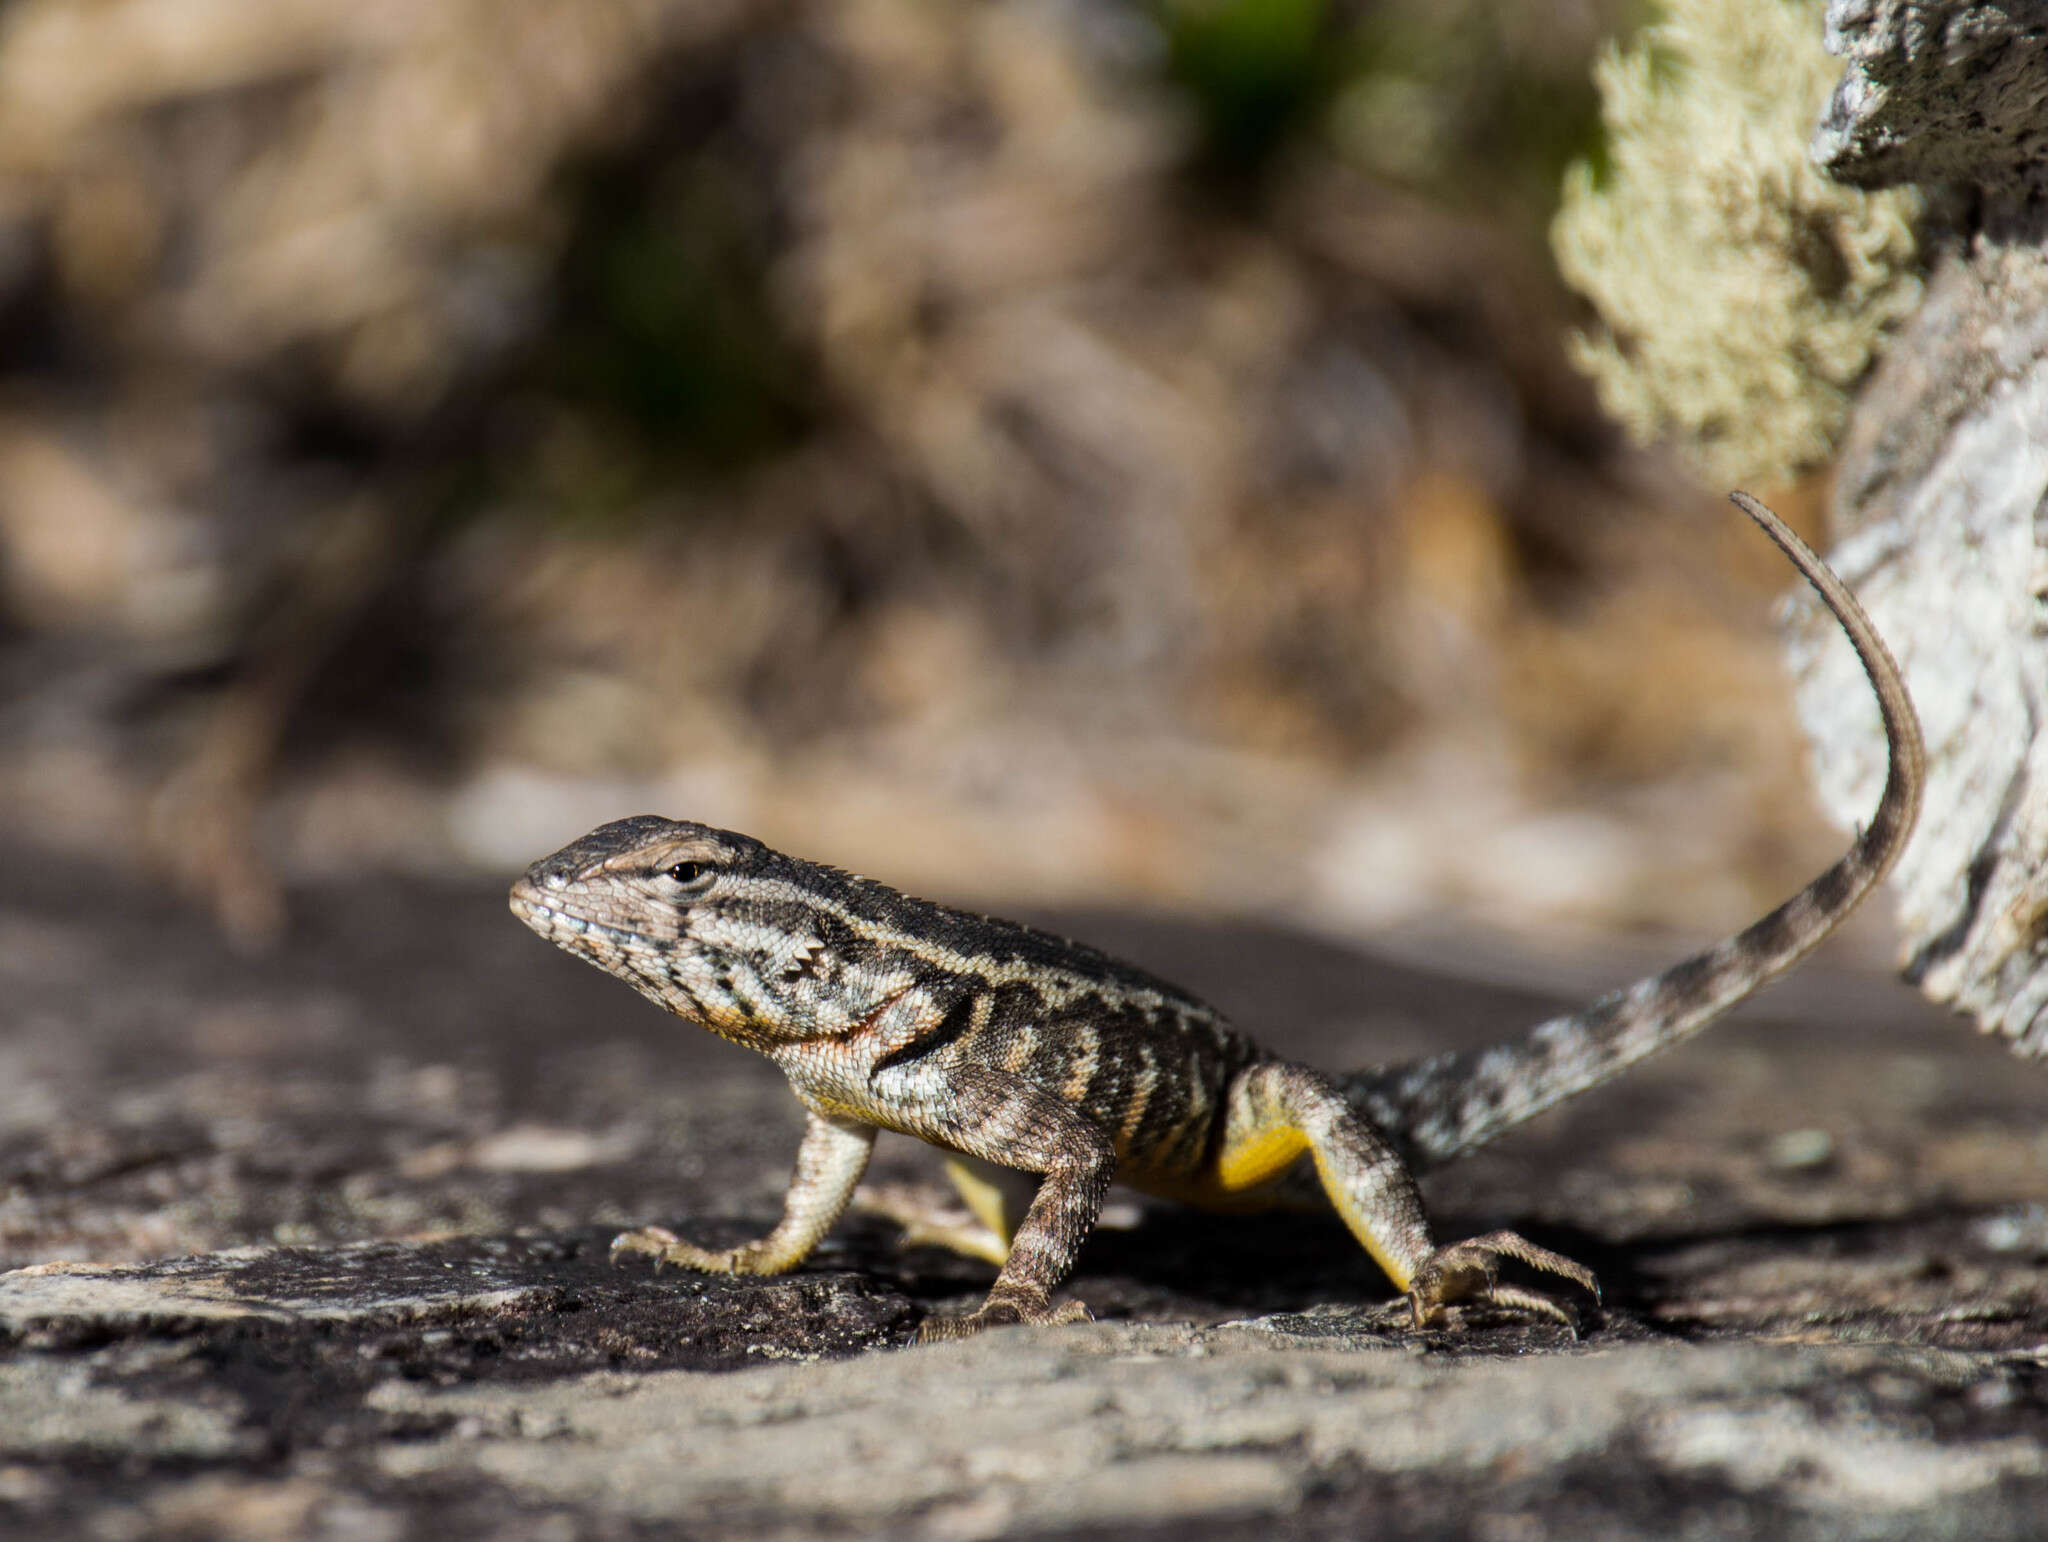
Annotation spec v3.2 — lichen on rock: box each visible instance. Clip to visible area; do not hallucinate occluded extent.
[1551,0,1924,486]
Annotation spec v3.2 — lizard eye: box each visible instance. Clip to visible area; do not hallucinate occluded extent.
[664,860,711,886]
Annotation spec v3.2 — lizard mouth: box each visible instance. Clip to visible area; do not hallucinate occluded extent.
[507,883,640,951]
[506,876,563,934]
[507,891,569,939]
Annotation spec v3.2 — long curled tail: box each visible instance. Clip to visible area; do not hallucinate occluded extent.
[1343,491,1925,1172]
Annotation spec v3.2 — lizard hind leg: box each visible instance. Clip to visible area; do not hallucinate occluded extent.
[1220,1063,1597,1329]
[942,1155,1035,1262]
[853,1155,1034,1267]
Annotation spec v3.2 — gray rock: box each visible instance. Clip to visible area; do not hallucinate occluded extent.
[1816,0,2048,196]
[1787,1,2048,1054]
[4,848,2048,1537]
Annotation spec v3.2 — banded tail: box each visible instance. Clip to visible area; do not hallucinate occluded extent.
[1345,491,1925,1172]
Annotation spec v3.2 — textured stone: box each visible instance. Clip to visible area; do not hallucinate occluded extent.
[2,847,2046,1538]
[1817,0,2048,196]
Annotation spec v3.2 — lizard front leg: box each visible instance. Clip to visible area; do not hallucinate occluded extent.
[1220,1062,1597,1328]
[612,1110,875,1275]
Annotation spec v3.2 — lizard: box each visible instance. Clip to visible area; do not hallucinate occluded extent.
[508,492,1923,1341]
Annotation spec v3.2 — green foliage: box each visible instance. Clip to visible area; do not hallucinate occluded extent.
[1158,0,1605,227]
[1161,0,1336,175]
[1330,1,1607,225]
[533,146,816,520]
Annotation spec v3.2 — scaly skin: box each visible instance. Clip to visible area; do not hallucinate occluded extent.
[510,493,1922,1340]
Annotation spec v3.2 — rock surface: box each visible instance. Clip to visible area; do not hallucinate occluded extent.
[1816,0,2048,197]
[1786,0,2048,1053]
[3,843,2047,1537]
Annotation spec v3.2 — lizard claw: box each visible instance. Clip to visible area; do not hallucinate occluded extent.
[610,1225,678,1267]
[611,1224,743,1274]
[1406,1230,1598,1331]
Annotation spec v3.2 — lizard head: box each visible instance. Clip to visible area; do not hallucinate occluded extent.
[509,815,788,1043]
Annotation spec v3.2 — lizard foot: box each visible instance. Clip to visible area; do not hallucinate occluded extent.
[914,1298,1091,1344]
[1406,1230,1599,1331]
[610,1225,759,1275]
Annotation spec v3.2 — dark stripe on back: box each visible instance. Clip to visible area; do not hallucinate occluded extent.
[756,851,1212,1007]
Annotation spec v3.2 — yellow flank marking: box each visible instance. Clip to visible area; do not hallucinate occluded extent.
[1212,1124,1311,1192]
[1313,1152,1414,1291]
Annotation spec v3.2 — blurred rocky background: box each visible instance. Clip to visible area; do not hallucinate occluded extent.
[0,0,1896,955]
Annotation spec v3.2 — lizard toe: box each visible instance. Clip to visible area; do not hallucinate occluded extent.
[609,1225,682,1266]
[1406,1230,1598,1330]
[610,1225,739,1274]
